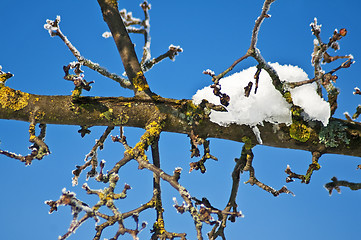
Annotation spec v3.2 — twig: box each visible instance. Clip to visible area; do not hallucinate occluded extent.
[72,126,114,186]
[241,141,294,197]
[207,153,245,239]
[150,140,187,239]
[206,0,285,107]
[44,16,132,89]
[142,45,183,72]
[0,120,50,165]
[325,177,361,196]
[97,0,152,97]
[285,151,322,184]
[140,1,151,66]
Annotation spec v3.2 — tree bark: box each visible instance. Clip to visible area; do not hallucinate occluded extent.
[96,0,152,97]
[1,87,360,157]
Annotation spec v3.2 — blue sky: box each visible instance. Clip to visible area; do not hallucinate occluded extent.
[1,0,361,239]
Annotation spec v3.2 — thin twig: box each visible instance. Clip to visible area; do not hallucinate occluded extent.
[72,126,114,186]
[44,16,132,89]
[325,177,361,195]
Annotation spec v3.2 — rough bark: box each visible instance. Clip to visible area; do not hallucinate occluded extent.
[1,87,360,157]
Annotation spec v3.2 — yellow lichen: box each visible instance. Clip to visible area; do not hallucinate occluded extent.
[242,136,254,150]
[283,91,293,104]
[291,106,302,118]
[289,121,311,142]
[123,102,131,108]
[153,218,165,234]
[71,88,82,99]
[106,0,118,8]
[125,120,163,158]
[99,108,129,125]
[133,71,149,92]
[0,86,29,111]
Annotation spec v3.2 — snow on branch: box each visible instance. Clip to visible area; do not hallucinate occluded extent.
[194,63,331,127]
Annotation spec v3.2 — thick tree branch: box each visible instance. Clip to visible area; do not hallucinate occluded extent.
[97,0,152,96]
[0,87,360,158]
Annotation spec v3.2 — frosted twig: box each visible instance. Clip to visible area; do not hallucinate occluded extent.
[45,188,97,240]
[142,45,183,72]
[285,152,322,184]
[206,0,283,107]
[241,142,294,197]
[250,0,275,49]
[353,87,361,95]
[44,16,132,89]
[72,126,114,186]
[111,2,182,74]
[208,153,245,239]
[149,140,187,239]
[287,59,352,89]
[0,121,50,165]
[140,1,151,66]
[310,18,351,97]
[212,0,276,84]
[0,66,14,85]
[188,132,218,173]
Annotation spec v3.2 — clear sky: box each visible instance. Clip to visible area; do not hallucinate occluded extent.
[1,0,361,240]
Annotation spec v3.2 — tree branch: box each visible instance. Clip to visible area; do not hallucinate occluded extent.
[97,0,152,96]
[0,88,360,158]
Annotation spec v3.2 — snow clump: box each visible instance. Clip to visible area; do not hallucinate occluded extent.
[193,63,330,127]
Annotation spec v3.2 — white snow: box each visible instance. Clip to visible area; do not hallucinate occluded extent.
[193,63,330,127]
[310,17,322,32]
[102,31,112,38]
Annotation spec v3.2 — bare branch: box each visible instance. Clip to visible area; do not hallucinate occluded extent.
[72,126,114,186]
[44,16,132,89]
[285,151,322,184]
[97,0,152,97]
[325,177,361,195]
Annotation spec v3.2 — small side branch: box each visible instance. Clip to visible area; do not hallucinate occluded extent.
[325,177,361,196]
[44,16,132,89]
[97,0,152,96]
[72,126,114,186]
[0,121,50,165]
[45,188,97,240]
[285,151,322,184]
[310,18,354,114]
[142,45,183,72]
[207,152,245,239]
[189,131,218,174]
[150,140,187,239]
[240,140,294,197]
[205,0,286,107]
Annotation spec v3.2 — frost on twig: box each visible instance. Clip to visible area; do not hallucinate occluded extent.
[0,121,50,165]
[44,16,132,89]
[72,126,114,186]
[310,17,354,116]
[188,130,218,173]
[345,88,361,123]
[238,139,294,197]
[63,62,94,101]
[285,152,322,184]
[103,1,183,74]
[45,188,97,240]
[0,65,14,85]
[201,0,286,108]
